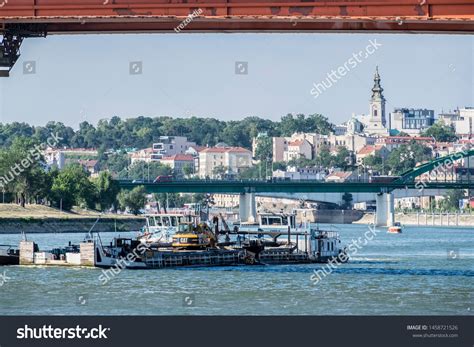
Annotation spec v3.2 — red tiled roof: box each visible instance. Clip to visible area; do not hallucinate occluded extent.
[288,140,305,146]
[357,145,384,155]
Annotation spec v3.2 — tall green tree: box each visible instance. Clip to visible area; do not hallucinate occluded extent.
[422,123,458,142]
[93,171,120,211]
[117,186,147,215]
[50,164,96,210]
[254,135,273,162]
[118,161,172,180]
[439,189,465,211]
[0,137,50,207]
[386,141,432,175]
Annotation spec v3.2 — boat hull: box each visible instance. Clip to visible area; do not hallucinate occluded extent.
[0,254,19,266]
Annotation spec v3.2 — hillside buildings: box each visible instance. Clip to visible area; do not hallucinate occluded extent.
[151,136,196,160]
[389,108,435,135]
[198,147,252,178]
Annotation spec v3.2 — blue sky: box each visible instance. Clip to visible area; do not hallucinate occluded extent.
[0,33,472,128]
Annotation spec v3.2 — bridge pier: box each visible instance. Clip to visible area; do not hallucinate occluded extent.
[375,193,394,227]
[239,192,257,224]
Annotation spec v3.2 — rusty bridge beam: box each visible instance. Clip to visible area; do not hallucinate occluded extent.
[0,0,473,34]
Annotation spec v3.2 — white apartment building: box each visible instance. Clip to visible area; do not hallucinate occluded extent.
[151,136,196,161]
[272,133,329,162]
[272,166,326,180]
[130,147,153,164]
[454,107,474,135]
[284,139,313,161]
[160,154,195,177]
[198,147,252,178]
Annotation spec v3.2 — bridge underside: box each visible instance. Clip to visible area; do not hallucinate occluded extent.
[1,0,473,34]
[3,17,474,34]
[1,1,473,75]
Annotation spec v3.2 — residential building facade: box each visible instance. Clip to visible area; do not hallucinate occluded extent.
[389,108,435,134]
[151,136,196,160]
[198,147,252,178]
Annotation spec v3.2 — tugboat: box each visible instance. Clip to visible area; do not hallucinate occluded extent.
[388,222,402,234]
[0,245,20,265]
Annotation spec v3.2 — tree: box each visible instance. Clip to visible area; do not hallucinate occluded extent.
[439,189,465,211]
[333,146,352,171]
[212,165,228,179]
[0,137,50,207]
[422,123,458,142]
[93,171,120,211]
[119,161,172,180]
[50,164,97,211]
[341,193,353,210]
[117,186,147,215]
[386,141,432,175]
[279,113,334,136]
[154,193,184,212]
[272,161,287,171]
[254,136,273,162]
[105,151,130,175]
[182,164,194,177]
[316,144,333,168]
[362,152,385,173]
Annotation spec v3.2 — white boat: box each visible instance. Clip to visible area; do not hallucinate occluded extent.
[94,236,147,269]
[138,213,200,244]
[388,222,403,234]
[234,212,346,261]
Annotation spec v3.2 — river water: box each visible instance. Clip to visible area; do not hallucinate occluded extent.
[0,224,472,315]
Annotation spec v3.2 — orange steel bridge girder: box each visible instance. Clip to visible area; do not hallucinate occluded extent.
[0,0,474,33]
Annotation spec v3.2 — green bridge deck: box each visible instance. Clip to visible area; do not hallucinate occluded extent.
[117,180,473,194]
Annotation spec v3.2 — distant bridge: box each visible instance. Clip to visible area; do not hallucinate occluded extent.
[117,149,474,193]
[117,149,473,227]
[117,180,472,194]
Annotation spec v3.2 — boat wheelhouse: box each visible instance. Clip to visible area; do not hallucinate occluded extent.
[139,213,200,244]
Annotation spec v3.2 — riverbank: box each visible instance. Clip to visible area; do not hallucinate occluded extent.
[0,204,145,234]
[354,211,474,226]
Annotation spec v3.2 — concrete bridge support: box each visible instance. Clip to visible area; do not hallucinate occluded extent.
[239,192,257,223]
[375,193,394,227]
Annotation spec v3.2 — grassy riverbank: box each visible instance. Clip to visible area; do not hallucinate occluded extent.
[0,204,140,219]
[0,204,145,233]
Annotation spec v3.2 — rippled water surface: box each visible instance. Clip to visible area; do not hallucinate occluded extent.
[0,224,472,315]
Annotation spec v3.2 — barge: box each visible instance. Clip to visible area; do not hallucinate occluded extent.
[0,244,19,265]
[14,214,348,269]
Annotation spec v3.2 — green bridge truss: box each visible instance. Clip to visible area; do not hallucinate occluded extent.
[394,148,474,184]
[117,149,473,194]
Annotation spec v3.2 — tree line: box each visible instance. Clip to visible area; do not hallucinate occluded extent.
[0,113,334,151]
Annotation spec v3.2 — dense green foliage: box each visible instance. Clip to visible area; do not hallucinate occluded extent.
[0,114,333,151]
[117,186,147,215]
[421,123,458,142]
[363,141,432,175]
